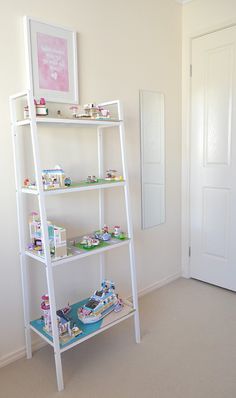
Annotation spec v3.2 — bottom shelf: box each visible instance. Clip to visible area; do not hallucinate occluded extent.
[30,298,135,353]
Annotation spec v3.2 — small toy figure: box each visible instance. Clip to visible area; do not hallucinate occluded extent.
[24,106,29,119]
[105,170,123,181]
[41,294,51,332]
[23,178,36,189]
[78,280,121,324]
[69,105,79,118]
[102,225,109,233]
[99,107,110,118]
[113,225,121,237]
[114,298,124,312]
[23,178,30,187]
[64,177,72,187]
[86,175,98,183]
[71,324,82,337]
[112,226,126,239]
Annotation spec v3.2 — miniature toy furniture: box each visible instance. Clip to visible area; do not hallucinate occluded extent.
[9,90,140,392]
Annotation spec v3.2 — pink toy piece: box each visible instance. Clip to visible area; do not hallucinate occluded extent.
[69,105,79,117]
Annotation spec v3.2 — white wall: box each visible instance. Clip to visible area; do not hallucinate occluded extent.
[0,0,182,363]
[182,0,236,277]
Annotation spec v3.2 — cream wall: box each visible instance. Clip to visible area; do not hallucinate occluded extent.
[182,0,236,276]
[0,0,182,363]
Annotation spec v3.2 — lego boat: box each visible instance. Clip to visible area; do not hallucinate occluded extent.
[77,280,119,324]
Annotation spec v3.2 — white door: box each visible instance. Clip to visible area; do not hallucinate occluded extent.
[190,26,236,291]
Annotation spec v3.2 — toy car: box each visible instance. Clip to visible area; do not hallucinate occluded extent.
[94,230,111,241]
[64,177,72,187]
[80,236,100,249]
[86,175,98,183]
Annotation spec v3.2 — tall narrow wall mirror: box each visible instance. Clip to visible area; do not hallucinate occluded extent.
[140,90,165,229]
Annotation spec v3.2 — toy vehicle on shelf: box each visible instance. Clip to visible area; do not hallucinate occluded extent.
[78,280,120,324]
[86,175,98,183]
[105,169,123,181]
[94,225,111,241]
[80,236,100,249]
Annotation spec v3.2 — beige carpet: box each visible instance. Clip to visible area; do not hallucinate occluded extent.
[1,278,236,398]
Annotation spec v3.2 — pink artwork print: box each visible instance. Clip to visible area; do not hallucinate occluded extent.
[37,32,69,92]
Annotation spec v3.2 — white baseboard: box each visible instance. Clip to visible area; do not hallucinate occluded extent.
[136,271,181,298]
[0,339,46,369]
[0,272,181,369]
[126,271,181,301]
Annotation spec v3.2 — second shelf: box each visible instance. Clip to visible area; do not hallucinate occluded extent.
[25,235,130,266]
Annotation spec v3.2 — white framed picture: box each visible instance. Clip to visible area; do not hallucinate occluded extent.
[24,16,79,103]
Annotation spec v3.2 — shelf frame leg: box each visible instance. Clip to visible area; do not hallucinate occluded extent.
[98,127,105,282]
[118,102,141,344]
[27,90,64,391]
[9,94,32,359]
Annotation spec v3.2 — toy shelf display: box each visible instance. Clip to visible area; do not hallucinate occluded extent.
[22,178,125,195]
[26,230,130,266]
[15,116,121,127]
[9,90,140,392]
[31,281,134,351]
[31,297,134,351]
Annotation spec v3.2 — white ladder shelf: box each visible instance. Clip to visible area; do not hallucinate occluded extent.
[9,90,140,391]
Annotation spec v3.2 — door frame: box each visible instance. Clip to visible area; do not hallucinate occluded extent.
[181,21,236,278]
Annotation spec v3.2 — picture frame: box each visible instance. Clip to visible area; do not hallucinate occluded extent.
[24,16,79,103]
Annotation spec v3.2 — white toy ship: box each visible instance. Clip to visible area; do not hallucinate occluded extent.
[77,280,119,324]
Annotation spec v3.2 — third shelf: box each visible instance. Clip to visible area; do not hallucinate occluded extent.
[22,179,126,196]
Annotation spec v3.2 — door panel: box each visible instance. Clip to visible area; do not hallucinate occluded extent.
[202,187,229,259]
[190,26,236,290]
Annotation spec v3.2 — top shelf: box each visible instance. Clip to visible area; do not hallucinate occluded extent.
[15,117,122,128]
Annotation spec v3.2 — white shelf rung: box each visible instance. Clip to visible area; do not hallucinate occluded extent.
[25,238,130,267]
[30,324,54,347]
[21,181,126,196]
[15,117,122,128]
[9,91,28,100]
[60,309,135,353]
